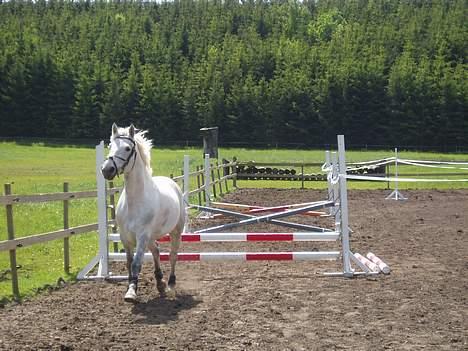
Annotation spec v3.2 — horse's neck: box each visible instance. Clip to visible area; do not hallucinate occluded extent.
[123,156,155,204]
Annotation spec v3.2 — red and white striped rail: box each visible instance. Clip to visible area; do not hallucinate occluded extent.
[108,251,340,262]
[108,232,340,243]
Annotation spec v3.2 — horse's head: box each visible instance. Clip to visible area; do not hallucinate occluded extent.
[101,123,138,180]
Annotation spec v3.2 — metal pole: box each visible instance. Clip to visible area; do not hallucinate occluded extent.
[5,183,20,300]
[337,135,353,277]
[394,148,399,196]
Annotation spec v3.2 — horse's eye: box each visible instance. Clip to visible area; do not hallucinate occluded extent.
[125,146,131,152]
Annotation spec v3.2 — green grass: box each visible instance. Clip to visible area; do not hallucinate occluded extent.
[0,141,467,302]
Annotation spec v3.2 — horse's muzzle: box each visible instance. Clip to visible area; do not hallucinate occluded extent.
[101,160,117,180]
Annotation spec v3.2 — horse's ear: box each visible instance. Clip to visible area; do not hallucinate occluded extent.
[112,123,119,136]
[129,124,135,138]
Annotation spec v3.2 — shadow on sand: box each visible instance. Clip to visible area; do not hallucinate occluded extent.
[131,292,201,325]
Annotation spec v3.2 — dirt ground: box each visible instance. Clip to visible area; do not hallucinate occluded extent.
[0,188,467,351]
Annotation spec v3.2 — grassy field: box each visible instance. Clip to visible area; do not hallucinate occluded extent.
[0,140,467,302]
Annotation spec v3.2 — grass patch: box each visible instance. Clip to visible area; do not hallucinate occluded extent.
[0,141,467,301]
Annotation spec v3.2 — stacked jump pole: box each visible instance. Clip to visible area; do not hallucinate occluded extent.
[78,135,384,280]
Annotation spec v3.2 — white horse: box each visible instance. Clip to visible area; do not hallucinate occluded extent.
[101,123,185,302]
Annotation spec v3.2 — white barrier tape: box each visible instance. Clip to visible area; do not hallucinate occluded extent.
[366,252,390,274]
[346,158,396,172]
[345,174,468,182]
[397,159,468,170]
[399,158,468,166]
[348,157,396,166]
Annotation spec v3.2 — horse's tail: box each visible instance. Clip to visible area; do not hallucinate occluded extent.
[174,179,186,235]
[179,186,186,233]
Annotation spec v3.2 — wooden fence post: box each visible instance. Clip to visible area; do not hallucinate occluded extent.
[200,166,206,205]
[216,160,223,196]
[109,181,118,253]
[222,159,229,193]
[63,182,70,274]
[4,183,20,300]
[232,157,237,188]
[211,168,217,198]
[301,165,305,189]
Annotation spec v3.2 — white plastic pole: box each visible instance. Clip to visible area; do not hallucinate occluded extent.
[183,155,190,232]
[96,141,109,277]
[204,153,211,206]
[337,135,353,277]
[331,151,338,216]
[325,151,332,212]
[366,252,391,274]
[354,253,379,272]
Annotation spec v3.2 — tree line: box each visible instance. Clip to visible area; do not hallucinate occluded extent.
[0,0,466,150]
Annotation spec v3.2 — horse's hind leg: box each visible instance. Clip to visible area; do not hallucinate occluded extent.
[125,249,133,284]
[168,230,181,290]
[148,240,166,296]
[124,235,149,303]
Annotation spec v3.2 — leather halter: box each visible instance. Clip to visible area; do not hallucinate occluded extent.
[107,135,137,177]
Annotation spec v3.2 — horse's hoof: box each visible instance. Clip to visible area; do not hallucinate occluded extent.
[124,292,137,303]
[168,274,176,289]
[124,284,138,303]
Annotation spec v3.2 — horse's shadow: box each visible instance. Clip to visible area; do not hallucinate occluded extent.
[131,292,201,325]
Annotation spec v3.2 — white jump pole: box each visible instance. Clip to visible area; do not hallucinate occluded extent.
[108,251,341,263]
[331,151,338,217]
[325,151,333,215]
[183,155,190,232]
[96,141,109,278]
[337,135,353,277]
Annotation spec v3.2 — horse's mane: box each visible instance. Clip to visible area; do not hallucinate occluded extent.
[113,127,153,174]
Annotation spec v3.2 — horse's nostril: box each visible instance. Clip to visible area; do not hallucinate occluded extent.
[109,166,115,172]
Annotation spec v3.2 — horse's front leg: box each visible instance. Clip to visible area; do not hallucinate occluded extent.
[124,235,149,303]
[168,231,181,290]
[148,240,166,296]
